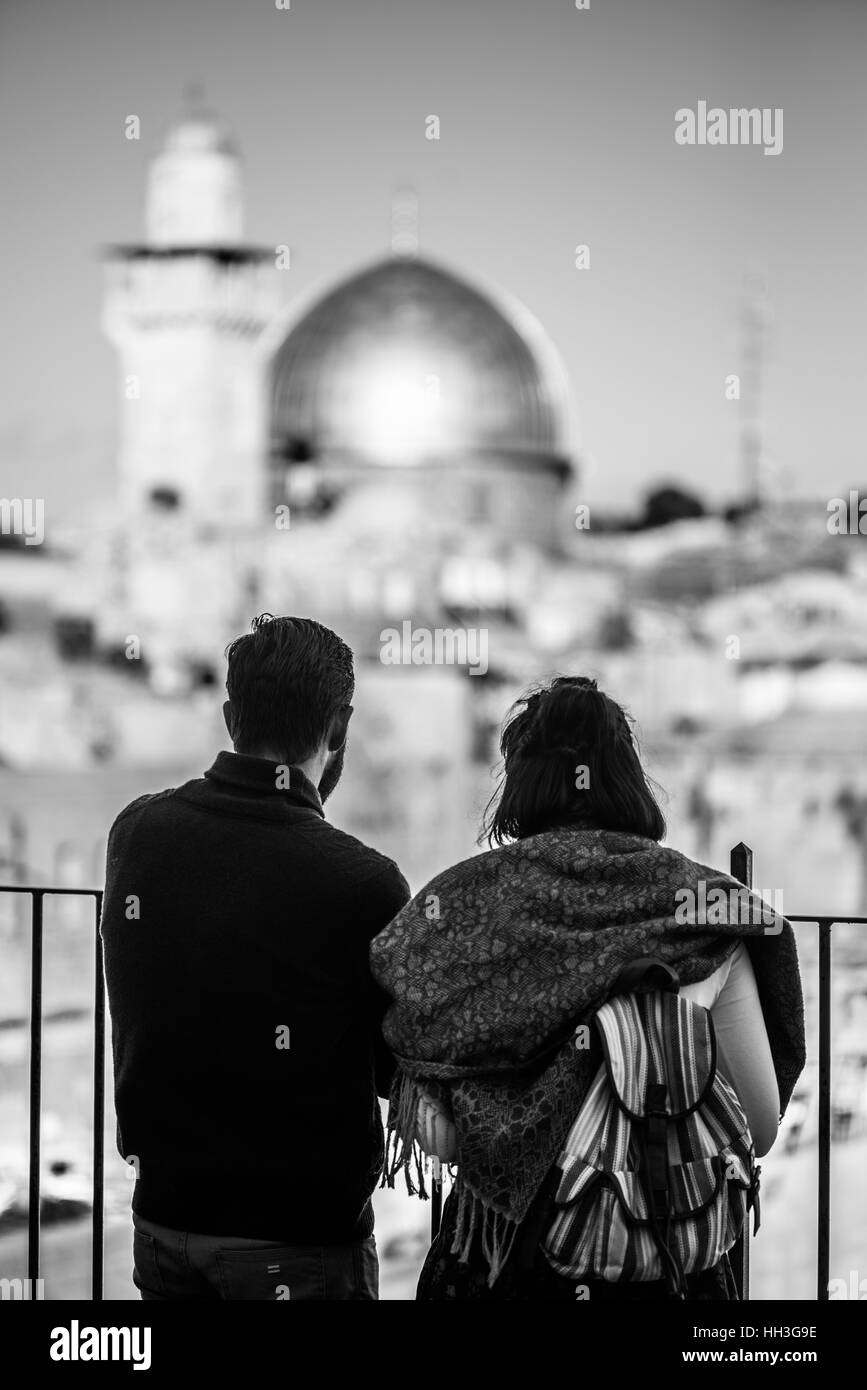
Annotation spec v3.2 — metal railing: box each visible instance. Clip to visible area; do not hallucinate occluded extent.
[1,886,104,1300]
[1,842,865,1301]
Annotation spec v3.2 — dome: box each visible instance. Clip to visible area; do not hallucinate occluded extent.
[270,258,571,464]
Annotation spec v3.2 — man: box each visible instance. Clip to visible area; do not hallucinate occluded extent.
[102,615,409,1300]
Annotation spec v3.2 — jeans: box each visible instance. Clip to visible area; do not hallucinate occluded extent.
[132,1213,379,1301]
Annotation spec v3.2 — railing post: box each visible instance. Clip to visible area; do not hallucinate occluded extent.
[730,842,752,1301]
[27,891,43,1288]
[92,894,105,1301]
[817,920,832,1301]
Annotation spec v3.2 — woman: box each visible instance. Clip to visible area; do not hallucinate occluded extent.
[370,676,806,1300]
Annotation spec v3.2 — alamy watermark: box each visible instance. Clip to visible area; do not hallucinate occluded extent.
[49,1322,151,1370]
[1,1276,45,1300]
[675,102,783,157]
[827,491,867,535]
[674,881,784,934]
[828,1270,867,1299]
[380,621,488,676]
[0,497,44,545]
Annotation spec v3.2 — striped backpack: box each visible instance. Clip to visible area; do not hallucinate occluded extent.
[541,959,762,1298]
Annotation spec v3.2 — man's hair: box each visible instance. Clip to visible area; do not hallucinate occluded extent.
[481,675,666,846]
[224,614,354,763]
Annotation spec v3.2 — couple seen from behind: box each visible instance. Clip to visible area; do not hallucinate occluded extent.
[101,614,805,1302]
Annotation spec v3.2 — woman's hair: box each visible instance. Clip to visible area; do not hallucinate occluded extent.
[481,675,666,846]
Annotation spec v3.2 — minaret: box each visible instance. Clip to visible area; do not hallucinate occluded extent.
[102,93,279,529]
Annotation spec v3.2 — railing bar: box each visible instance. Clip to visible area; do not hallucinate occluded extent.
[817,920,832,1302]
[0,885,106,897]
[27,891,43,1287]
[0,881,860,1304]
[5,894,867,921]
[92,893,105,1302]
[6,892,865,922]
[788,916,867,924]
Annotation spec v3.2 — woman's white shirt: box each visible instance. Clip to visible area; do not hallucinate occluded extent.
[680,941,780,1157]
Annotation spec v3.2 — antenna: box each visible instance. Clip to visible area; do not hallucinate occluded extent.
[182,79,208,119]
[740,272,772,508]
[391,188,419,258]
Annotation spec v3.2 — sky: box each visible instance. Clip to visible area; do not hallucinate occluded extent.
[1,0,865,517]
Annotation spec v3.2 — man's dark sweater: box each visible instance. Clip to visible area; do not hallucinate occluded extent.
[101,751,409,1244]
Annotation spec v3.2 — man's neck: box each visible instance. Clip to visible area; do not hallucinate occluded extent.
[239,747,324,791]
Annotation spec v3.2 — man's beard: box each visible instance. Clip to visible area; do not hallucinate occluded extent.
[318,741,346,803]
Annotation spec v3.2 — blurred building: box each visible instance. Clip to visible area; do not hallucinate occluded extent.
[0,101,587,877]
[3,100,867,1308]
[103,110,277,530]
[73,100,575,697]
[2,100,867,881]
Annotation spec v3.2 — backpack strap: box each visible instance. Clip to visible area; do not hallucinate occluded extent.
[641,1080,689,1299]
[596,990,717,1120]
[644,1081,670,1220]
[611,957,680,996]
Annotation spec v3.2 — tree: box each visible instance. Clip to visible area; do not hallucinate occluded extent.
[639,485,706,530]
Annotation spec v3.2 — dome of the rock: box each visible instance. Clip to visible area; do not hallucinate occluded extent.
[269,257,574,546]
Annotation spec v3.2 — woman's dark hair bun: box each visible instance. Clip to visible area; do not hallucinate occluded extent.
[482,674,665,847]
[516,676,628,760]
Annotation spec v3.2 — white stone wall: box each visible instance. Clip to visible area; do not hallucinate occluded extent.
[103,256,277,529]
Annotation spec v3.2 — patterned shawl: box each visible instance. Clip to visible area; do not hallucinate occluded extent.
[369,827,806,1285]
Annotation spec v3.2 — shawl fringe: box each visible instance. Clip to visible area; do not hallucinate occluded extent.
[452,1181,521,1287]
[382,1069,520,1287]
[381,1069,430,1199]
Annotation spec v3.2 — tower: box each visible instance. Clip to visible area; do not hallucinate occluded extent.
[102,96,280,529]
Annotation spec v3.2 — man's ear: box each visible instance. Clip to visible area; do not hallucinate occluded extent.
[327,704,353,753]
[222,700,235,744]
